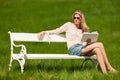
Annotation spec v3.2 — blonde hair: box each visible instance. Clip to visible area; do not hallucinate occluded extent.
[72,10,89,32]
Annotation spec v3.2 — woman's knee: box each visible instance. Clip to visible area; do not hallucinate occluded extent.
[92,47,101,55]
[95,42,104,49]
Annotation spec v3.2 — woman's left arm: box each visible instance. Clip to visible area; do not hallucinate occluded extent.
[82,38,92,47]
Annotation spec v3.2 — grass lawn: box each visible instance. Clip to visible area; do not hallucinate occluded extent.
[0,0,120,80]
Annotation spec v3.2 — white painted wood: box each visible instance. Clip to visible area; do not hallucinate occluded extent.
[10,32,66,42]
[12,54,96,59]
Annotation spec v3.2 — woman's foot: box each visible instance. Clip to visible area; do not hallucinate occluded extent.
[108,69,118,73]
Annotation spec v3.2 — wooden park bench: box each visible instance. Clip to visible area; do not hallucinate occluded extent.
[8,31,98,72]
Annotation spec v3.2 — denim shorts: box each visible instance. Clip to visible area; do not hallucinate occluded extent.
[69,44,83,56]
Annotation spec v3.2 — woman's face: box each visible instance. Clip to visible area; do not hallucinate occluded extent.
[73,14,81,26]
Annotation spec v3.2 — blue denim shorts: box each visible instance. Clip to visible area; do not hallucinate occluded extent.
[69,44,83,56]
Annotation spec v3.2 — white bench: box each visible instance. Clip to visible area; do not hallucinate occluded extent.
[8,31,98,72]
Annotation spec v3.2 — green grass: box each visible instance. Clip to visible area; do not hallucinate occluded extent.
[0,0,120,80]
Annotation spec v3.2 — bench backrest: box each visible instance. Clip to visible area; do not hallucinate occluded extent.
[8,31,67,42]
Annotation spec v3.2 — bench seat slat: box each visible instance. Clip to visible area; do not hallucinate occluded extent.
[12,54,96,59]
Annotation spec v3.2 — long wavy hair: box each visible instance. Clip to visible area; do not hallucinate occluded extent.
[72,10,89,32]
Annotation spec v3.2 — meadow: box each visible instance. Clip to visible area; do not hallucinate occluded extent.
[0,0,120,80]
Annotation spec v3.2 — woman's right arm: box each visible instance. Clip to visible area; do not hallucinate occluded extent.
[37,31,46,39]
[37,22,70,39]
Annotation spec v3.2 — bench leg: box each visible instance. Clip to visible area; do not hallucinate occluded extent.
[92,59,98,70]
[9,54,25,73]
[80,59,88,69]
[17,58,25,73]
[80,59,98,69]
[9,57,13,71]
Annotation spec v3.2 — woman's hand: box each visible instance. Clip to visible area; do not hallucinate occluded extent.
[37,31,45,39]
[86,38,91,45]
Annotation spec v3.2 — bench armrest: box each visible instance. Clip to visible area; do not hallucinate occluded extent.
[12,43,26,54]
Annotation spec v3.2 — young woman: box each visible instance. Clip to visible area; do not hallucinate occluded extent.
[38,10,117,74]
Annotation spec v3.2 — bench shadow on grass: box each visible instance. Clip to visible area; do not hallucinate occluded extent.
[13,61,100,73]
[21,60,100,73]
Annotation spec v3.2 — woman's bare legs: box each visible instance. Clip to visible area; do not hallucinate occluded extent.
[93,47,107,74]
[81,42,117,74]
[96,43,117,72]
